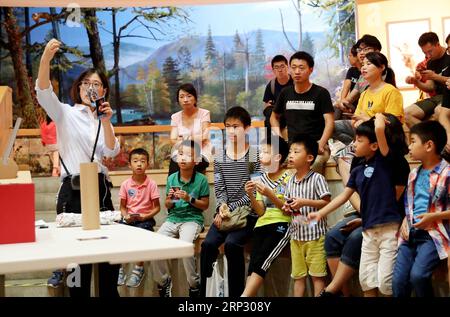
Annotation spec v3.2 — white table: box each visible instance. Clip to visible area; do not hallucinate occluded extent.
[0,223,194,296]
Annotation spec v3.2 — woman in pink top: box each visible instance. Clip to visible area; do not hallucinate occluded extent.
[168,83,211,175]
[39,114,60,176]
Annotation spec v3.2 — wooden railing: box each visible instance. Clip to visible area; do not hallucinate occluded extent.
[0,86,13,156]
[16,120,265,136]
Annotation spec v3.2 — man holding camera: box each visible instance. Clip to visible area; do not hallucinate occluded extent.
[404,32,450,128]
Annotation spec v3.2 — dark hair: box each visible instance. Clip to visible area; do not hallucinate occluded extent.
[289,134,318,164]
[261,134,289,165]
[70,68,110,105]
[129,148,150,163]
[224,106,251,127]
[177,83,198,107]
[446,33,450,44]
[359,34,382,51]
[271,55,288,68]
[410,121,447,155]
[418,32,440,47]
[290,51,314,68]
[364,51,397,87]
[179,139,201,161]
[382,113,409,155]
[350,44,358,57]
[355,119,377,144]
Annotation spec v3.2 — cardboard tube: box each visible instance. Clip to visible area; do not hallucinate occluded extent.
[80,162,100,230]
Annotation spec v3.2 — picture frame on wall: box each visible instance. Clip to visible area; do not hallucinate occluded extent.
[443,17,450,41]
[386,19,430,90]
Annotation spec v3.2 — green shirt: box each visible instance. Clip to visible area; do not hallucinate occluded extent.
[255,170,292,228]
[166,171,210,226]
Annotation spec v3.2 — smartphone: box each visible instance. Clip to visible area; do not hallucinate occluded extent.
[171,186,181,201]
[95,95,105,117]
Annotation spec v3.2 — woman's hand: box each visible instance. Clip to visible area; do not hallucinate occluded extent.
[42,39,61,63]
[99,102,113,122]
[413,213,436,230]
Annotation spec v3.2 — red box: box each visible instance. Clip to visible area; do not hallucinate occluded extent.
[0,183,35,244]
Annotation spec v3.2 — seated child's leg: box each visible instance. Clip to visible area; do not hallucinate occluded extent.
[152,222,179,285]
[242,273,264,297]
[377,224,400,296]
[179,222,203,289]
[200,225,227,296]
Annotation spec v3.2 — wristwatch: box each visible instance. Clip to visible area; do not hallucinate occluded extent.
[190,196,196,205]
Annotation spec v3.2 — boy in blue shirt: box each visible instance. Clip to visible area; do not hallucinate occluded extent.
[309,113,410,296]
[393,120,450,297]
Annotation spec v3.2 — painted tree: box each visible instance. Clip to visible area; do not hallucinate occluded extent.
[162,56,181,112]
[0,7,71,127]
[308,0,355,63]
[302,32,315,57]
[204,25,217,67]
[102,7,188,124]
[279,0,304,51]
[82,8,107,75]
[252,28,266,79]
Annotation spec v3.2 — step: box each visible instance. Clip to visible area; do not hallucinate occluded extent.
[35,192,58,212]
[35,210,57,223]
[32,177,61,194]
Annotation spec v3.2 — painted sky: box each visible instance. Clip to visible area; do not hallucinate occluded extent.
[29,0,329,49]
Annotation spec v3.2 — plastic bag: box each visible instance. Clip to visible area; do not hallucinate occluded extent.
[206,256,229,297]
[55,210,122,227]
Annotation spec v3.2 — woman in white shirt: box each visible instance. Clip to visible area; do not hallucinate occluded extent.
[36,39,120,297]
[168,83,211,175]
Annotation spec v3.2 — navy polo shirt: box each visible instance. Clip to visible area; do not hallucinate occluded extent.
[347,151,408,230]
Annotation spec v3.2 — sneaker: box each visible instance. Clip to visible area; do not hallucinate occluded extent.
[158,277,172,297]
[126,266,145,288]
[189,287,200,298]
[117,267,127,286]
[47,270,64,288]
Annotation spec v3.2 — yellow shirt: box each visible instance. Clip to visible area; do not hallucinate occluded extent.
[355,83,404,123]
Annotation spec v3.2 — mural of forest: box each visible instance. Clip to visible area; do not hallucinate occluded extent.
[0,0,355,128]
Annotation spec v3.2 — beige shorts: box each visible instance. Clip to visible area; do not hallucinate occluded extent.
[359,223,399,295]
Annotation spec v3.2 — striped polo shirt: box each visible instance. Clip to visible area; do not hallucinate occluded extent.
[285,169,331,241]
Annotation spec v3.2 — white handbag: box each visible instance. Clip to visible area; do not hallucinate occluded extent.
[205,255,229,297]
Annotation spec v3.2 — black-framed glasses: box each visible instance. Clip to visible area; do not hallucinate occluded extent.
[80,80,103,89]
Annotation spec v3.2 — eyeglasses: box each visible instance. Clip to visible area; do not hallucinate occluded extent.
[273,65,287,71]
[356,47,374,53]
[80,80,103,89]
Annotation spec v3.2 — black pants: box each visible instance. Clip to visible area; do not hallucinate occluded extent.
[56,173,119,297]
[67,263,120,297]
[200,215,256,297]
[56,173,113,214]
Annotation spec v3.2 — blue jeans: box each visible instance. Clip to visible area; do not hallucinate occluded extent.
[324,215,363,270]
[392,229,441,297]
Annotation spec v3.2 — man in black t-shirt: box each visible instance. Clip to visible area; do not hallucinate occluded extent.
[262,55,293,139]
[404,32,450,128]
[270,51,334,174]
[435,33,450,160]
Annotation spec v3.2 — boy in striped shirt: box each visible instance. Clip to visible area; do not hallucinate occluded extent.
[282,134,331,296]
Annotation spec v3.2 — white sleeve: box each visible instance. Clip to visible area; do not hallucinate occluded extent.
[35,79,70,123]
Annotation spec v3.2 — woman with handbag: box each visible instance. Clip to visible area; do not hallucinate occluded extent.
[36,38,120,297]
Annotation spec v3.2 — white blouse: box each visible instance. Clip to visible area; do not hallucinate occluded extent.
[35,80,120,178]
